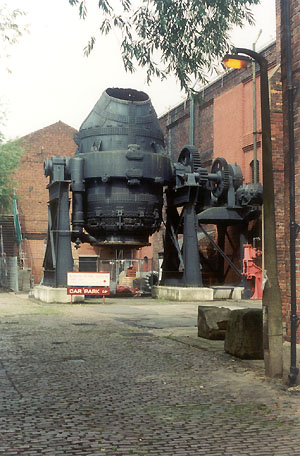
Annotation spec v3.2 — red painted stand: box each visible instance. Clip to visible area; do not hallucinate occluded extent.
[242,244,263,300]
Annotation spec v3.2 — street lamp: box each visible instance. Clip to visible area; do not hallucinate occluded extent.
[223,48,283,379]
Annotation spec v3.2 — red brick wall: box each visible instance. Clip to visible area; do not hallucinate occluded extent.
[215,77,263,184]
[279,0,300,342]
[160,42,277,172]
[269,64,286,338]
[16,121,78,282]
[17,121,77,233]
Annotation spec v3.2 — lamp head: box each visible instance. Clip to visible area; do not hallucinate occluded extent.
[223,54,251,69]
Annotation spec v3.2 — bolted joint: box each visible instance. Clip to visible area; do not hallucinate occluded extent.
[291,313,300,328]
[289,366,299,386]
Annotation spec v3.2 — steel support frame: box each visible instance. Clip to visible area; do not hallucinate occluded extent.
[42,181,73,287]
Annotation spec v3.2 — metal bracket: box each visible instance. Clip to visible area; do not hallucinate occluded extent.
[293,85,298,99]
[287,84,298,100]
[295,223,300,238]
[291,313,300,329]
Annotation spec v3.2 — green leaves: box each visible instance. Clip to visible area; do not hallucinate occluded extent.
[70,0,260,90]
[0,138,24,214]
[0,5,25,44]
[0,3,27,67]
[0,3,26,212]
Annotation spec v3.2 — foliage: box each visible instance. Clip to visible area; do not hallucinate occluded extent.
[0,136,23,213]
[0,4,26,213]
[0,4,26,68]
[69,0,260,90]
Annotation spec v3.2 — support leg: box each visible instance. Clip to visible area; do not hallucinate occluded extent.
[183,203,202,286]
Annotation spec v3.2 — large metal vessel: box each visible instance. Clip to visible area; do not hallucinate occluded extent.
[70,87,172,246]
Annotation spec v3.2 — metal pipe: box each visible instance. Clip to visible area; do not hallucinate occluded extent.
[252,30,262,184]
[190,94,194,145]
[282,0,299,386]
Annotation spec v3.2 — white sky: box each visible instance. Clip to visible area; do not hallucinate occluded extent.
[1,0,276,140]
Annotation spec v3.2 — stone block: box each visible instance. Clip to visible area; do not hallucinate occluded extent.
[224,308,263,359]
[152,286,214,301]
[198,306,231,340]
[211,286,244,300]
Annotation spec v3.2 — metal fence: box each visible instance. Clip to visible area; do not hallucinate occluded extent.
[73,257,159,295]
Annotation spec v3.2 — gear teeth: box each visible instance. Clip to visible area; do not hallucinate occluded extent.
[199,169,208,186]
[191,151,202,172]
[223,168,230,190]
[177,146,202,172]
[210,157,230,198]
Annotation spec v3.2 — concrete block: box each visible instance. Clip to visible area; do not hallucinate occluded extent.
[152,286,214,301]
[18,269,32,292]
[211,286,244,300]
[198,306,231,340]
[32,285,84,303]
[224,308,263,359]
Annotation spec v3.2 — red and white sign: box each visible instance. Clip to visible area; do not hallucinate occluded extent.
[67,272,110,298]
[67,287,110,296]
[67,272,110,287]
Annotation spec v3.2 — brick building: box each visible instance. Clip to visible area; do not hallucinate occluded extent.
[160,42,280,181]
[16,121,77,283]
[159,41,282,284]
[278,0,300,378]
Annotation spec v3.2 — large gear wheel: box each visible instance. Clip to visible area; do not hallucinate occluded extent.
[228,163,243,189]
[143,271,159,292]
[210,157,230,198]
[178,145,202,172]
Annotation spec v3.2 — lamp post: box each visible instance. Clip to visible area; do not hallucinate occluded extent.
[224,48,283,378]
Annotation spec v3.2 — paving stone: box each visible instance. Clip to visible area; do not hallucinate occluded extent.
[0,292,299,455]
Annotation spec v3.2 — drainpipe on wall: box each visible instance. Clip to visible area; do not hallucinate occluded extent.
[252,29,262,184]
[283,0,299,386]
[189,93,194,145]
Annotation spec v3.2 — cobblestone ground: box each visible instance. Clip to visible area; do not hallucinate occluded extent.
[0,292,299,455]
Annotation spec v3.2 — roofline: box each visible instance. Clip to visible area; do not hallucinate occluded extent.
[20,120,78,139]
[159,39,277,120]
